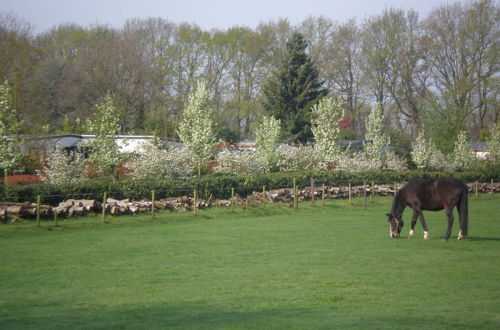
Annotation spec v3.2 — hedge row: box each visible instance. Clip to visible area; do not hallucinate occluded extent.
[1,169,498,205]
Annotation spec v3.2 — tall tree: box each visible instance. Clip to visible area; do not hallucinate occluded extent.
[0,80,23,181]
[327,19,367,133]
[262,32,328,142]
[86,92,123,178]
[423,0,499,137]
[177,80,217,177]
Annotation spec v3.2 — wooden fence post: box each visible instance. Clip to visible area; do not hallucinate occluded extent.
[475,180,478,198]
[348,182,352,205]
[36,195,41,227]
[262,185,266,207]
[193,188,197,214]
[101,192,107,223]
[371,180,375,201]
[293,178,298,209]
[363,181,367,208]
[491,179,494,194]
[311,177,315,207]
[322,184,325,207]
[231,188,235,209]
[151,190,156,218]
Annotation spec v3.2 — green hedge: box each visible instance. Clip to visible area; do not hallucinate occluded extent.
[1,169,497,205]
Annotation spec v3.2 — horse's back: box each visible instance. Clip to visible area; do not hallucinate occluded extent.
[401,177,466,211]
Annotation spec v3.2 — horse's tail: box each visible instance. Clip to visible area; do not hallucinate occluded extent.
[459,185,468,236]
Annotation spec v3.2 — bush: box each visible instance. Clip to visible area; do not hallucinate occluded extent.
[1,169,497,205]
[37,150,88,185]
[277,145,327,172]
[214,150,265,174]
[126,141,194,180]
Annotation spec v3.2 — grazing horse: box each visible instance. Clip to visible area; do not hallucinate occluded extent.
[386,177,468,240]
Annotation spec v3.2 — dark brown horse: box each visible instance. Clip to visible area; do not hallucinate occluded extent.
[387,177,468,240]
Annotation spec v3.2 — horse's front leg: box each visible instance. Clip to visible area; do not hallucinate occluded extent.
[408,210,419,238]
[443,208,454,241]
[418,212,430,240]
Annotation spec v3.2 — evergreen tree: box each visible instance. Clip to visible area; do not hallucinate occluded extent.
[262,32,328,142]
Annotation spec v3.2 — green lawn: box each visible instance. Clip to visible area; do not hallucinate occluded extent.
[0,195,499,329]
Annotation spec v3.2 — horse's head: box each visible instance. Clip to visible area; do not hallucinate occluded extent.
[386,213,403,238]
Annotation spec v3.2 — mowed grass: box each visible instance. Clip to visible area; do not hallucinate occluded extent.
[0,195,499,329]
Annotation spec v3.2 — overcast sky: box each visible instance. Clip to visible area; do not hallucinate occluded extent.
[1,0,455,34]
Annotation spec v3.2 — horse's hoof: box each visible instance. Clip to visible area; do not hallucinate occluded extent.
[408,230,414,238]
[423,231,429,240]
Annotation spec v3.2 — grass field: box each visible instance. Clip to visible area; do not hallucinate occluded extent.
[0,195,499,329]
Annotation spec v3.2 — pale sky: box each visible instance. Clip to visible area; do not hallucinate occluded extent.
[1,0,455,34]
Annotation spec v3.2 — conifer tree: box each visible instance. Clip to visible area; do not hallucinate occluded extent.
[262,32,328,142]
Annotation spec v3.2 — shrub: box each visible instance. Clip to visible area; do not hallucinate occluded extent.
[336,152,382,173]
[38,150,88,186]
[214,150,265,175]
[277,145,327,172]
[384,151,408,172]
[126,140,194,180]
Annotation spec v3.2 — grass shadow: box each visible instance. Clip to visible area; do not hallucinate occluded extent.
[466,236,500,242]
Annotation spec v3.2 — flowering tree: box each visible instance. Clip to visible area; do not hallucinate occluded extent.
[336,152,382,173]
[0,81,23,182]
[215,150,265,175]
[411,133,455,171]
[364,103,387,162]
[86,92,123,178]
[451,130,475,170]
[486,125,499,166]
[277,145,327,172]
[311,97,344,163]
[126,139,194,179]
[411,134,431,169]
[38,150,88,185]
[255,116,282,172]
[177,81,217,177]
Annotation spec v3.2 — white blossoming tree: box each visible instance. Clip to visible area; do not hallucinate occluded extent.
[86,92,123,178]
[0,81,23,183]
[255,116,282,173]
[277,145,327,172]
[411,134,431,169]
[311,97,344,163]
[411,134,451,171]
[126,138,194,179]
[451,130,476,170]
[177,81,217,177]
[364,103,387,162]
[486,125,499,166]
[38,150,88,185]
[215,149,265,175]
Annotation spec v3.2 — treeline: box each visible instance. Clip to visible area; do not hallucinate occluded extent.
[0,0,498,142]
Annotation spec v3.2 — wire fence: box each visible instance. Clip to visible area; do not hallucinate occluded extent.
[1,179,498,226]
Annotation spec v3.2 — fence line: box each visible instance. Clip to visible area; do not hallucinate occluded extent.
[1,179,498,225]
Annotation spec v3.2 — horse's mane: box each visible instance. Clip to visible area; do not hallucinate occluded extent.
[390,189,405,217]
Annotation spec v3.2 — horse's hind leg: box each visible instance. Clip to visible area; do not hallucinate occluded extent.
[443,208,454,241]
[418,212,430,240]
